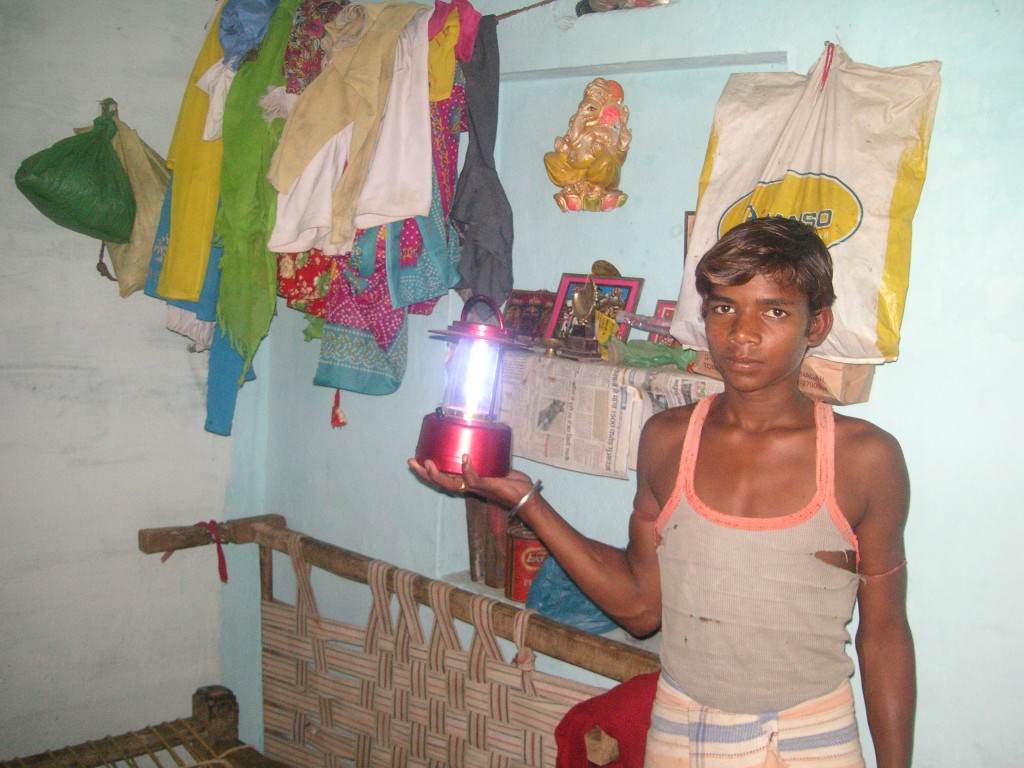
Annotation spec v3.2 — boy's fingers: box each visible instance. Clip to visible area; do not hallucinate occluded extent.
[461,454,482,484]
[409,458,464,494]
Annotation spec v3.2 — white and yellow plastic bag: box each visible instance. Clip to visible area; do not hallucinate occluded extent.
[671,44,941,364]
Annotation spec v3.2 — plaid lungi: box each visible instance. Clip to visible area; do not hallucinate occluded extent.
[644,673,865,768]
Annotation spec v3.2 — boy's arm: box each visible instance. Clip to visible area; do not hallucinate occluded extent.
[506,484,662,635]
[848,427,916,768]
[408,413,670,636]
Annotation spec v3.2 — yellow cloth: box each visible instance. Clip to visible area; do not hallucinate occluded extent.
[267,2,428,255]
[427,7,459,101]
[157,11,225,301]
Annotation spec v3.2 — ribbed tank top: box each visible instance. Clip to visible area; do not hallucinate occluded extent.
[653,394,861,714]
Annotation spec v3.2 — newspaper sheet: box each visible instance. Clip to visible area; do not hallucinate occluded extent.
[619,365,725,470]
[499,351,724,479]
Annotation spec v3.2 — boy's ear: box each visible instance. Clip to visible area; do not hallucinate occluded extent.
[806,306,833,349]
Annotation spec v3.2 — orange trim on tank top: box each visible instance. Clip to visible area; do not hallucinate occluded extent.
[653,394,859,562]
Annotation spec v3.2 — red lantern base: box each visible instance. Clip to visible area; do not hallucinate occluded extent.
[415,412,512,477]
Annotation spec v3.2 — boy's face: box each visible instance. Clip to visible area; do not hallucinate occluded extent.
[702,273,832,394]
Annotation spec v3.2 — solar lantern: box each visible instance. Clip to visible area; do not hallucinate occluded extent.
[415,296,523,477]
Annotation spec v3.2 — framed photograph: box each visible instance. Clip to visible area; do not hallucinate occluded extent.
[545,274,644,342]
[503,289,557,340]
[648,299,681,347]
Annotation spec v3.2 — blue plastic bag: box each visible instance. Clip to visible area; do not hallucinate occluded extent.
[526,555,618,634]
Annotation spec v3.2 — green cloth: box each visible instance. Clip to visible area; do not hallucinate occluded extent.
[606,337,697,370]
[216,0,301,376]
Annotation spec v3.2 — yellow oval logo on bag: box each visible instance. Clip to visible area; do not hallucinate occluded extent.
[718,172,862,247]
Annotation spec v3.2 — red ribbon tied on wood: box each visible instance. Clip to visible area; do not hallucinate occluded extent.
[160,520,229,583]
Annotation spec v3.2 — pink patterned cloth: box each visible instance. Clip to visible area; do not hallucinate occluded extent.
[403,81,466,316]
[320,46,468,341]
[325,228,404,350]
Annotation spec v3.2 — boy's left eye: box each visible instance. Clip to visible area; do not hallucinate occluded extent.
[765,308,788,319]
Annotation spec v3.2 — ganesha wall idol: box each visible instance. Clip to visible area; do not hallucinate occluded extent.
[543,78,631,212]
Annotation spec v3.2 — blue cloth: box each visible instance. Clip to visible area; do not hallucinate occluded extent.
[220,0,280,68]
[386,171,461,310]
[205,325,256,436]
[314,315,408,396]
[145,175,220,320]
[144,176,174,300]
[144,175,254,436]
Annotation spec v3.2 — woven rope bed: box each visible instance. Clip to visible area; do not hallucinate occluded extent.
[4,515,658,768]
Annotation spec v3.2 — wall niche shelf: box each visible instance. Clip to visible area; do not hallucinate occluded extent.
[500,51,788,82]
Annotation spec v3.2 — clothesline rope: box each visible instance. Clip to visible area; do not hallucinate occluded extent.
[496,0,559,21]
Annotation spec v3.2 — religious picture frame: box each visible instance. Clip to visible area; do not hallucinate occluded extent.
[648,299,681,347]
[545,274,644,342]
[503,289,558,341]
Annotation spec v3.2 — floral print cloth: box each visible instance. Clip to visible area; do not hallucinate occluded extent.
[283,0,346,94]
[277,249,338,316]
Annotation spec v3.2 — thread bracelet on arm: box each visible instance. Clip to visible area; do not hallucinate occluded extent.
[862,559,907,580]
[508,480,543,517]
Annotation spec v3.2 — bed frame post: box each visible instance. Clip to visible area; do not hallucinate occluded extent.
[192,685,241,751]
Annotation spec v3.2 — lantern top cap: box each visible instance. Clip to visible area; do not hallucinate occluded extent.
[430,295,524,345]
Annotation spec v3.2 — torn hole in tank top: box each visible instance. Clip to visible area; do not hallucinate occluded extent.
[814,549,858,573]
[654,522,679,549]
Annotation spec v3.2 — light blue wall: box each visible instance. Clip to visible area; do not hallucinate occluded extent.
[222,2,1024,764]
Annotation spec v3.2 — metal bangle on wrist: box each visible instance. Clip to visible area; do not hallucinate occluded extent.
[508,480,543,517]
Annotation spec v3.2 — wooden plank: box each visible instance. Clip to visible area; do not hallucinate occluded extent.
[137,515,286,554]
[139,517,659,682]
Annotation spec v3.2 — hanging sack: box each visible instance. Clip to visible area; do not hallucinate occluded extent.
[671,44,941,365]
[15,98,136,244]
[103,109,171,297]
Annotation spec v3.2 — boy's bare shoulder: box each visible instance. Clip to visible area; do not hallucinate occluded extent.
[635,403,698,511]
[833,411,909,528]
[636,403,697,469]
[642,402,698,440]
[833,411,905,465]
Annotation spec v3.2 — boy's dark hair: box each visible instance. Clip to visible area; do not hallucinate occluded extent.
[695,217,837,313]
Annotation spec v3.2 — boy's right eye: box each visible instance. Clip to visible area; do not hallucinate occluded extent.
[710,304,734,315]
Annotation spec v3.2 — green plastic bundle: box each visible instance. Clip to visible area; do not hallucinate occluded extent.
[15,99,136,243]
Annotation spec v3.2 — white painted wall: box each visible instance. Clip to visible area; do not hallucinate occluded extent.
[0,1,232,758]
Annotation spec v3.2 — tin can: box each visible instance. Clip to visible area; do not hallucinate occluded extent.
[505,523,549,602]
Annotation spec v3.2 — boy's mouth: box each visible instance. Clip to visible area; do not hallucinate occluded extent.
[723,355,761,371]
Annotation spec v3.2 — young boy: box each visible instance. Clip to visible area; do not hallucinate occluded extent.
[410,218,915,768]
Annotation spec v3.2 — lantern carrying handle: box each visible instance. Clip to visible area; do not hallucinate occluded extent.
[461,295,506,330]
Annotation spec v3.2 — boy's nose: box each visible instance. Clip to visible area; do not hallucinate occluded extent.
[728,313,760,344]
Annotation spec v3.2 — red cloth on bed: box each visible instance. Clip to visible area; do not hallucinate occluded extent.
[555,671,659,768]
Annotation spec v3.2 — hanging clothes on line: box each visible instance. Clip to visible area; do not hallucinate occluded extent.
[145,173,255,436]
[217,0,301,375]
[427,0,481,100]
[157,6,226,302]
[450,15,514,310]
[268,2,429,256]
[315,227,409,395]
[268,7,433,254]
